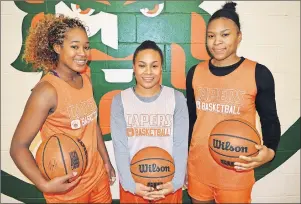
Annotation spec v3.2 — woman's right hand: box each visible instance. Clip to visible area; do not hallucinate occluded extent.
[41,172,81,194]
[135,183,165,201]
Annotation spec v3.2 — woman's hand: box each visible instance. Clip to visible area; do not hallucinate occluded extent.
[234,145,275,171]
[104,162,116,185]
[41,172,81,193]
[135,183,165,200]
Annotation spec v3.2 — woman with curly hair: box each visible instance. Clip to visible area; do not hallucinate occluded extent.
[10,14,115,203]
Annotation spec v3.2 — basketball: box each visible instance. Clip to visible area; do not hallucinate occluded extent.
[208,118,262,170]
[35,133,88,181]
[130,146,175,188]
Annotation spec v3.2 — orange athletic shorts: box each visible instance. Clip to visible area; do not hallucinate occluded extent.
[120,184,183,203]
[188,179,253,203]
[45,172,112,203]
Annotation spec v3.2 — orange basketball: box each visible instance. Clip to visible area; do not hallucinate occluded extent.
[208,118,262,170]
[35,133,88,181]
[130,147,175,188]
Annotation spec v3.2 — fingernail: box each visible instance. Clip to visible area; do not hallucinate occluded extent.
[73,172,77,176]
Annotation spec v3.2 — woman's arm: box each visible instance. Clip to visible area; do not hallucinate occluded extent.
[110,94,136,193]
[186,65,197,149]
[171,91,189,191]
[96,122,116,185]
[10,82,80,193]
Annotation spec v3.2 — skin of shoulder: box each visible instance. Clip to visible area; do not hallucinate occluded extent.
[31,81,58,113]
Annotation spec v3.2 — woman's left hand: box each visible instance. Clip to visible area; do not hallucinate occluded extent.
[104,162,116,185]
[156,182,174,195]
[234,145,275,171]
[145,182,174,201]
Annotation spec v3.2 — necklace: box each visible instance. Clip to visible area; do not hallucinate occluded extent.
[50,70,79,81]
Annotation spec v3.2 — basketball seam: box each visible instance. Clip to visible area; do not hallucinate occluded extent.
[55,136,68,176]
[131,158,175,167]
[218,119,261,143]
[42,137,53,180]
[210,133,259,144]
[63,134,86,176]
[130,171,175,179]
[209,146,260,158]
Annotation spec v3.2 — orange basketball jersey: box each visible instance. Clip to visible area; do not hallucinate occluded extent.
[39,73,106,200]
[188,59,257,190]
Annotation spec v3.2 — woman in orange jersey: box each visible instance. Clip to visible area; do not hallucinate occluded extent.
[186,2,281,203]
[111,40,189,203]
[10,14,115,203]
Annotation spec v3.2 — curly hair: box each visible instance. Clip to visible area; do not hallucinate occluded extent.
[23,14,87,72]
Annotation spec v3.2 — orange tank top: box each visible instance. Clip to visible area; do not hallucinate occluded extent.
[39,73,105,199]
[188,59,257,190]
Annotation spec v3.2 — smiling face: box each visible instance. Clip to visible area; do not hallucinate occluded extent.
[133,49,162,91]
[54,27,90,73]
[207,17,242,65]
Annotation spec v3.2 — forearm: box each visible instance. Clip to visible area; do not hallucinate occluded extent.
[112,143,136,194]
[171,91,189,191]
[171,141,188,191]
[96,124,111,164]
[261,121,281,154]
[10,145,47,191]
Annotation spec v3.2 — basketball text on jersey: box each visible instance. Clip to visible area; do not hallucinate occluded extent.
[195,87,246,115]
[66,97,98,129]
[125,114,172,137]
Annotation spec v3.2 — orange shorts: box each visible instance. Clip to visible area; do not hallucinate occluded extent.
[120,184,182,203]
[188,179,253,203]
[45,172,112,203]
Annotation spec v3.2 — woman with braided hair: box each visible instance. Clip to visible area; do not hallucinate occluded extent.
[10,14,115,203]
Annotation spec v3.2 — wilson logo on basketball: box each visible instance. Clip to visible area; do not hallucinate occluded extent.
[213,139,248,153]
[138,164,170,173]
[130,147,175,187]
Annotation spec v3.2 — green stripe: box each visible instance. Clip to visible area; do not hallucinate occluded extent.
[1,170,45,203]
[255,118,300,180]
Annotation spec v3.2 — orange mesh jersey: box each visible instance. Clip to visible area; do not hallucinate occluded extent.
[188,59,257,190]
[39,73,105,200]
